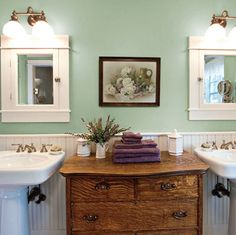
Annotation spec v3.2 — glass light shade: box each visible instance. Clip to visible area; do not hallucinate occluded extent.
[32,20,54,37]
[205,23,226,40]
[2,20,26,37]
[229,26,236,40]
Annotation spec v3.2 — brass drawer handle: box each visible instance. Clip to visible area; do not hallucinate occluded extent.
[83,214,98,222]
[95,181,111,191]
[172,210,187,220]
[161,183,176,191]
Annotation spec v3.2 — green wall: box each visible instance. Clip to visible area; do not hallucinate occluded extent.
[1,0,236,134]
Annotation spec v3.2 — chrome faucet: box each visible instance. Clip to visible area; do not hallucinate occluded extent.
[212,141,218,150]
[40,144,52,152]
[24,144,34,153]
[12,144,24,152]
[12,143,37,153]
[29,143,37,152]
[201,141,218,150]
[220,140,235,150]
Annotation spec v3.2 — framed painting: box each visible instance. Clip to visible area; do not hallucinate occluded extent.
[99,57,160,106]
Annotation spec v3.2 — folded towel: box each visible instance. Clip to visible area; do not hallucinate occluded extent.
[113,155,161,164]
[114,140,157,149]
[114,152,160,158]
[122,138,142,144]
[114,147,159,155]
[122,132,142,139]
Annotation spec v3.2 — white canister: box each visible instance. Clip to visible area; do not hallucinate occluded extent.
[96,143,106,159]
[168,129,183,156]
[77,138,90,157]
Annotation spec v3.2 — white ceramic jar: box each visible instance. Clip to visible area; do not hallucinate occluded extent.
[77,138,90,157]
[168,129,183,156]
[95,143,106,159]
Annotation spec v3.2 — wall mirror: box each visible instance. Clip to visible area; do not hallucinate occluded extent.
[0,35,70,122]
[18,54,53,105]
[204,55,236,104]
[189,36,236,120]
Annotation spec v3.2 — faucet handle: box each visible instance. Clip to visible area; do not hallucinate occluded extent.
[212,141,218,150]
[12,144,24,152]
[30,143,37,152]
[220,140,226,149]
[40,144,52,152]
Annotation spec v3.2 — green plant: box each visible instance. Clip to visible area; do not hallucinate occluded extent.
[69,115,129,146]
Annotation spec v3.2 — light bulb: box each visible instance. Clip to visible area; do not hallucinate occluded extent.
[229,26,236,41]
[2,20,26,37]
[32,20,54,37]
[205,23,226,40]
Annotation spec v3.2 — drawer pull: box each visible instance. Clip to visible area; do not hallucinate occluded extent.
[172,210,187,220]
[83,214,98,222]
[161,183,176,191]
[95,181,111,191]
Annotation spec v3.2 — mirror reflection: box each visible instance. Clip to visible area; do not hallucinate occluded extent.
[18,54,53,105]
[204,55,236,103]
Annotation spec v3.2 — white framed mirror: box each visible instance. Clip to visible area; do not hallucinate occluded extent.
[0,35,70,122]
[189,36,236,120]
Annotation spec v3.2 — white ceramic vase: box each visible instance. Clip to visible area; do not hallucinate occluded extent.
[96,143,107,159]
[76,138,90,157]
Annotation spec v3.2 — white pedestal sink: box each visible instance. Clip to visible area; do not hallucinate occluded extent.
[194,148,236,235]
[0,151,65,235]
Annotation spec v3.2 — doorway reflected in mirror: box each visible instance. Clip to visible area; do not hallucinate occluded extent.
[18,54,53,105]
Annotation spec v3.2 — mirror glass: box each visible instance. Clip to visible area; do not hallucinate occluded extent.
[18,54,53,105]
[204,55,236,103]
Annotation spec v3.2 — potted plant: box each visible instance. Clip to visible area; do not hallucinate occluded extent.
[70,115,129,159]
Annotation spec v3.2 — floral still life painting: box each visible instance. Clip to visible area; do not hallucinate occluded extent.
[99,57,160,107]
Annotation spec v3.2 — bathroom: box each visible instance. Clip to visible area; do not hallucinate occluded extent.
[0,0,236,234]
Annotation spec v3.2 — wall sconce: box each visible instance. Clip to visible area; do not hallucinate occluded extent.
[205,10,236,40]
[2,6,54,37]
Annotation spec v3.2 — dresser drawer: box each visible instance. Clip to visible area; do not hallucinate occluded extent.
[72,232,134,235]
[137,175,198,200]
[137,229,197,235]
[136,200,198,230]
[70,177,134,202]
[73,231,196,235]
[71,200,197,232]
[71,202,137,232]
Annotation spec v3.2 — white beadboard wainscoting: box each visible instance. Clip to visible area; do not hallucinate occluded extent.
[0,132,235,235]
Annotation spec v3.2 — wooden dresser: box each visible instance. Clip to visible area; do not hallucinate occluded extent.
[60,151,208,235]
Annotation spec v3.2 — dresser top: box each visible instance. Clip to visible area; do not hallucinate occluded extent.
[59,151,208,177]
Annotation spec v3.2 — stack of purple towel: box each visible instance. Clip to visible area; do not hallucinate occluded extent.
[113,132,161,163]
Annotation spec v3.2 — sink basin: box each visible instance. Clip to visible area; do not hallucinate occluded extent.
[194,147,236,235]
[0,151,65,185]
[0,150,65,235]
[194,148,236,179]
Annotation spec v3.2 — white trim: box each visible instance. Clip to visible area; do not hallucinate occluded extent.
[189,36,236,120]
[188,108,236,120]
[189,36,236,50]
[0,134,71,137]
[1,110,70,122]
[1,35,69,49]
[0,131,236,137]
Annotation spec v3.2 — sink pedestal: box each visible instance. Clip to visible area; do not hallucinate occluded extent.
[228,180,236,235]
[0,186,29,235]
